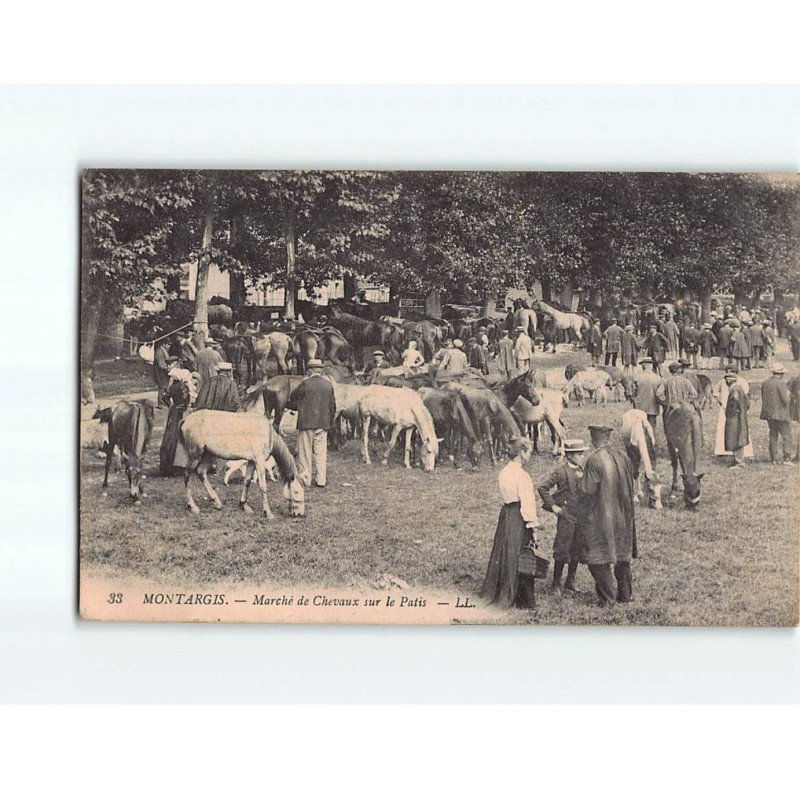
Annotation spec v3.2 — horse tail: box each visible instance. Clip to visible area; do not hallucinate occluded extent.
[270,430,298,482]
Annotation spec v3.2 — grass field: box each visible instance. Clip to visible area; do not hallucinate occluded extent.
[80,345,800,626]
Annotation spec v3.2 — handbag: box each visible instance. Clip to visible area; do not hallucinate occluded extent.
[519,545,549,579]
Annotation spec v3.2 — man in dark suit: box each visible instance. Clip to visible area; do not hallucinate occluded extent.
[760,362,794,465]
[287,358,337,488]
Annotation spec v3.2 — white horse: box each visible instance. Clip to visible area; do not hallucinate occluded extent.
[621,408,662,509]
[511,388,567,456]
[563,369,613,405]
[533,299,589,343]
[358,386,440,471]
[179,410,305,519]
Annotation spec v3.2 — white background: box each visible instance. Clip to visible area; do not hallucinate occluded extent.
[0,85,797,704]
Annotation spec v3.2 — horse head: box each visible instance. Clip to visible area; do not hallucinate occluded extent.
[420,434,439,472]
[682,473,703,510]
[621,375,637,404]
[282,476,306,517]
[126,454,145,502]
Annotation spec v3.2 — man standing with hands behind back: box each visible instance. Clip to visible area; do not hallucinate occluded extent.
[287,359,337,489]
[579,425,637,606]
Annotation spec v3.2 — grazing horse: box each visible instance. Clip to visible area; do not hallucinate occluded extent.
[663,402,704,509]
[179,410,304,519]
[510,388,567,456]
[358,386,440,471]
[96,399,155,503]
[563,369,612,405]
[621,408,662,509]
[417,386,484,469]
[532,298,589,344]
[444,383,521,464]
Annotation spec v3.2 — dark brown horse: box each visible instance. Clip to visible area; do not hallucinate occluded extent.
[417,386,483,469]
[95,399,155,503]
[292,326,354,374]
[664,402,704,509]
[329,306,403,363]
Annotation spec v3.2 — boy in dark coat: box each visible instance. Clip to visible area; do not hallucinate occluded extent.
[538,439,589,595]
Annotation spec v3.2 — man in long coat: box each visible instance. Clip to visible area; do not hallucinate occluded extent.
[682,321,701,369]
[586,319,603,365]
[602,318,624,367]
[287,358,337,488]
[724,371,750,467]
[760,362,794,465]
[632,358,663,430]
[698,323,717,369]
[194,362,241,412]
[661,315,681,360]
[579,425,637,605]
[497,330,515,380]
[716,319,734,370]
[195,337,222,392]
[620,324,639,375]
[643,326,669,374]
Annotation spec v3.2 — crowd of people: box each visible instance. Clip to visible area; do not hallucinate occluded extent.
[138,296,800,615]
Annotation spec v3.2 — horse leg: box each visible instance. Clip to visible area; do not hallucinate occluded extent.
[184,463,200,515]
[255,459,275,520]
[102,440,113,492]
[198,454,223,510]
[362,414,372,464]
[403,427,414,469]
[483,418,496,464]
[239,461,256,514]
[669,445,680,496]
[382,424,403,466]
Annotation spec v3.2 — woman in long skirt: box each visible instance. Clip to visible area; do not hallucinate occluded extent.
[712,372,754,459]
[480,438,541,609]
[159,371,192,476]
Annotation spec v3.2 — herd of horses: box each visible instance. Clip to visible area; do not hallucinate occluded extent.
[92,298,707,519]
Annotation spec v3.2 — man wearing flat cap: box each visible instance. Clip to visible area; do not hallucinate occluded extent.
[364,349,388,384]
[195,335,223,393]
[760,362,794,465]
[620,324,639,376]
[656,363,699,436]
[287,359,337,489]
[631,357,663,432]
[153,337,178,407]
[579,425,637,605]
[538,439,589,595]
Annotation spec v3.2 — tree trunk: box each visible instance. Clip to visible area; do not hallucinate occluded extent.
[427,288,443,318]
[229,271,246,309]
[193,204,214,336]
[165,272,181,297]
[700,287,713,323]
[481,292,495,317]
[343,271,358,301]
[281,200,297,320]
[539,275,552,303]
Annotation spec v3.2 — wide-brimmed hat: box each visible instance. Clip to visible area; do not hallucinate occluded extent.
[516,325,526,331]
[625,324,633,330]
[563,438,588,453]
[373,350,385,357]
[588,424,613,436]
[218,361,233,370]
[639,356,653,364]
[724,369,739,379]
[678,358,691,367]
[772,362,786,374]
[703,322,712,329]
[453,338,464,348]
[307,358,323,368]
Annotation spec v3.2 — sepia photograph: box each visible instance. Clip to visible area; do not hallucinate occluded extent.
[79,168,800,625]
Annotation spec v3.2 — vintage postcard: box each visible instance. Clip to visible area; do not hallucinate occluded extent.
[79,169,800,625]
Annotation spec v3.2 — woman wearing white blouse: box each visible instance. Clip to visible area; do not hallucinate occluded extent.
[480,438,541,609]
